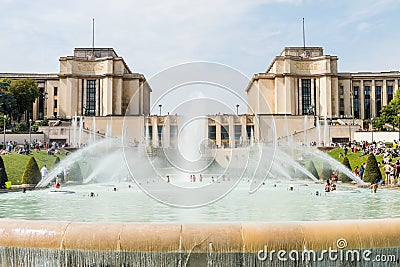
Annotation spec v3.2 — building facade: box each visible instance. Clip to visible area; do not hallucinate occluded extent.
[1,48,151,121]
[247,47,400,120]
[1,46,399,145]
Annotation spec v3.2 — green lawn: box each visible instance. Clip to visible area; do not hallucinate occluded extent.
[328,148,391,179]
[1,150,66,185]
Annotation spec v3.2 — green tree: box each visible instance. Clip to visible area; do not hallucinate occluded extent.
[339,157,352,182]
[0,78,12,90]
[0,92,17,119]
[363,154,382,183]
[374,90,400,130]
[68,162,83,183]
[21,157,41,185]
[8,79,40,122]
[0,156,8,187]
[13,122,28,133]
[306,160,319,180]
[320,161,332,181]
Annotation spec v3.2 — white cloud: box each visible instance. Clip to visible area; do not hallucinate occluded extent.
[338,0,399,27]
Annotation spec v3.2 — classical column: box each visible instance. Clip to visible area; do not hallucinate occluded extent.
[360,80,364,119]
[382,80,388,106]
[294,78,299,115]
[216,116,221,148]
[77,79,82,116]
[311,78,315,112]
[82,79,87,116]
[371,80,376,118]
[285,76,292,115]
[152,117,158,148]
[103,77,113,115]
[298,78,302,115]
[395,79,399,95]
[315,78,320,116]
[241,116,247,146]
[114,78,122,115]
[228,116,234,148]
[139,81,144,115]
[274,78,279,114]
[164,116,170,148]
[32,98,38,121]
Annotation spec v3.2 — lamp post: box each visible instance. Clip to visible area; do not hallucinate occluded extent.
[397,114,400,143]
[236,104,239,115]
[371,118,374,143]
[29,119,32,150]
[3,115,6,149]
[48,121,51,148]
[158,104,162,116]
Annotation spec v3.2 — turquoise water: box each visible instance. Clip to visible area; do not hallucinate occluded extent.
[0,180,398,222]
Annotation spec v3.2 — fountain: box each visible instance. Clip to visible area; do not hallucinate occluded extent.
[316,116,321,146]
[304,115,308,146]
[1,62,400,266]
[324,116,329,146]
[76,116,83,148]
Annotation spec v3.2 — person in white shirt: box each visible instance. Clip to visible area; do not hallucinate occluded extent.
[40,165,48,178]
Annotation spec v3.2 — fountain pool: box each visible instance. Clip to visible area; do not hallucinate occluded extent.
[0,181,399,223]
[2,180,400,266]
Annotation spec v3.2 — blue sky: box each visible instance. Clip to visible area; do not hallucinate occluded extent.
[0,0,399,80]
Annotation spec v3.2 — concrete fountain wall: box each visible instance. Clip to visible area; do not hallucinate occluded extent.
[0,219,400,266]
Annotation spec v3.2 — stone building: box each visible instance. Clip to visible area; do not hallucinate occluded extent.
[1,48,151,121]
[1,46,399,145]
[246,47,400,143]
[247,47,400,119]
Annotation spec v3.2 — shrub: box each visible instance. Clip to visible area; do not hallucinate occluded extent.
[319,161,332,181]
[21,157,41,185]
[306,160,319,180]
[32,122,40,132]
[0,156,8,186]
[363,153,382,183]
[339,157,352,182]
[13,122,28,132]
[40,119,48,126]
[68,162,83,183]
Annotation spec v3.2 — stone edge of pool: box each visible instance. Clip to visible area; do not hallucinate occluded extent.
[0,218,398,252]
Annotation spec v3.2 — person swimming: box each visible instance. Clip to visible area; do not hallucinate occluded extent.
[325,180,331,192]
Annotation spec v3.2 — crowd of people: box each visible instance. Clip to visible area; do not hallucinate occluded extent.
[1,139,64,156]
[337,139,400,193]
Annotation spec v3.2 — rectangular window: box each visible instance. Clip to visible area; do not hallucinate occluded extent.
[148,126,153,140]
[388,86,394,102]
[234,125,241,141]
[302,79,312,115]
[208,126,216,140]
[364,86,371,119]
[339,98,344,116]
[376,86,382,116]
[339,86,344,95]
[246,125,254,140]
[54,87,58,96]
[54,100,57,108]
[221,125,229,140]
[339,99,344,108]
[86,80,96,116]
[353,86,359,118]
[157,125,163,141]
[38,88,45,120]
